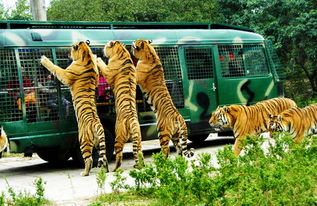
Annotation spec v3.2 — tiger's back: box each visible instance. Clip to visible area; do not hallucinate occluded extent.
[97,41,144,171]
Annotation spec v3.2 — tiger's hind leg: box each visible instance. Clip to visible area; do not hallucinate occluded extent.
[113,139,124,172]
[159,131,171,157]
[131,125,144,169]
[171,132,182,156]
[79,131,94,176]
[94,121,109,172]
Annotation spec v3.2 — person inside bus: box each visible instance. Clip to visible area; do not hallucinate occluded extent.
[38,73,71,120]
[7,67,37,121]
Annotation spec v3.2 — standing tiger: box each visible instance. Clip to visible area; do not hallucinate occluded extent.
[0,126,9,158]
[41,41,108,176]
[269,103,317,143]
[132,39,194,158]
[96,41,144,171]
[209,98,297,156]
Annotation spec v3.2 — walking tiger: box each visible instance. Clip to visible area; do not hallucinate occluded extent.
[209,97,297,156]
[132,39,194,158]
[41,40,108,176]
[97,41,144,171]
[269,103,317,143]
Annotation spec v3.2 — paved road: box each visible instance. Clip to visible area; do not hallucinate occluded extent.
[0,134,234,205]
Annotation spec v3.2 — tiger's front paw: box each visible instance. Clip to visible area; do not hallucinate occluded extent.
[40,55,50,67]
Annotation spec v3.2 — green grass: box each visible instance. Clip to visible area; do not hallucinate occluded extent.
[1,177,49,206]
[92,133,317,206]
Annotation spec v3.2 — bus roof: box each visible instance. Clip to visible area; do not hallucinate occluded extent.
[0,20,264,47]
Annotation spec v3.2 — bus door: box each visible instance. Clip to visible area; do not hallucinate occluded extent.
[179,45,218,130]
[215,44,274,106]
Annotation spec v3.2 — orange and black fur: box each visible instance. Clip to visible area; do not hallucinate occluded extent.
[97,41,144,171]
[132,39,194,158]
[269,103,317,143]
[209,98,297,156]
[41,41,108,176]
[0,126,8,157]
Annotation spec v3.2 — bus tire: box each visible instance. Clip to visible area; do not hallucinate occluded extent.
[71,128,115,167]
[37,148,71,163]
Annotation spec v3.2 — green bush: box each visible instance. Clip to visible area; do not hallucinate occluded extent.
[2,177,49,206]
[126,133,317,205]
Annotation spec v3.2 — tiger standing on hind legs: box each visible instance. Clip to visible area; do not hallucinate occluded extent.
[209,97,297,156]
[41,40,108,176]
[131,39,194,158]
[96,41,144,172]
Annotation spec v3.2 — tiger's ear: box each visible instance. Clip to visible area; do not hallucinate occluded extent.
[223,105,229,113]
[86,40,90,46]
[122,43,126,47]
[148,40,153,44]
[109,41,116,47]
[269,114,274,119]
[72,44,79,50]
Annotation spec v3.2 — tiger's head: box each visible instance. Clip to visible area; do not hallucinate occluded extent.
[71,40,93,62]
[209,105,240,130]
[104,41,129,59]
[268,113,291,133]
[131,39,155,61]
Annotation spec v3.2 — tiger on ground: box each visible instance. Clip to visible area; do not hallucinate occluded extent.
[41,40,108,176]
[269,103,317,144]
[0,126,9,158]
[209,97,297,156]
[131,39,194,158]
[96,41,144,172]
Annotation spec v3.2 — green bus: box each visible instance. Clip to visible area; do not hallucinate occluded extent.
[0,20,285,163]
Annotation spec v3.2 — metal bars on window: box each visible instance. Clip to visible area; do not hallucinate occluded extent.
[218,44,269,78]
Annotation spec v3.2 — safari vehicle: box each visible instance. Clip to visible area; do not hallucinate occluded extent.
[0,20,285,163]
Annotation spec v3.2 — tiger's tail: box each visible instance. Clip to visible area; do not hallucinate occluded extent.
[179,118,194,158]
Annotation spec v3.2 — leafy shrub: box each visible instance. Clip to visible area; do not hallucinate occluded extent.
[127,133,317,205]
[3,177,49,206]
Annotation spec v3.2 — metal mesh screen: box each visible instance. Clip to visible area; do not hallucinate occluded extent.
[55,48,75,119]
[265,40,285,81]
[19,48,59,122]
[136,47,185,112]
[219,44,269,78]
[184,48,213,79]
[0,49,22,121]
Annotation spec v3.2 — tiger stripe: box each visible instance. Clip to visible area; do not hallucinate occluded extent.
[132,39,194,158]
[97,41,144,171]
[209,97,297,156]
[41,41,108,176]
[269,103,317,143]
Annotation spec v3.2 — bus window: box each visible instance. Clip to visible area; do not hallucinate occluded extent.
[0,49,23,122]
[184,48,214,80]
[219,44,269,78]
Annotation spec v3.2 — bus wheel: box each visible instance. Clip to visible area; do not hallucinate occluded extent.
[37,148,71,163]
[188,135,208,145]
[71,128,115,167]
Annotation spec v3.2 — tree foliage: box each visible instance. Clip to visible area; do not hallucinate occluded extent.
[0,0,32,20]
[217,0,317,97]
[47,0,218,22]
